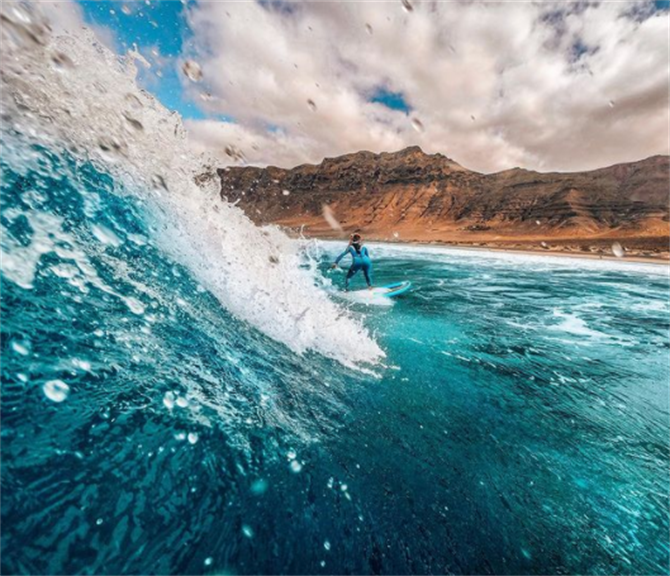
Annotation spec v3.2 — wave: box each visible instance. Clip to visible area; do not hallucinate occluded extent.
[0,2,384,368]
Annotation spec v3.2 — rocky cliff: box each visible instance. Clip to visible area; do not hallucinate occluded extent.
[218,147,669,258]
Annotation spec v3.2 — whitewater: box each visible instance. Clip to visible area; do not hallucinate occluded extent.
[0,3,382,368]
[2,4,669,575]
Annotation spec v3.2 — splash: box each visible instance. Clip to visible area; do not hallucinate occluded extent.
[0,2,384,368]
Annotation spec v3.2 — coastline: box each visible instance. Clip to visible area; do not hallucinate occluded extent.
[293,232,670,266]
[385,241,670,266]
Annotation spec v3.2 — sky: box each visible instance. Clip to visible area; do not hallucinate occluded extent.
[48,0,670,172]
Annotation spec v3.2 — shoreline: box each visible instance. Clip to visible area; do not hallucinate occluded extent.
[385,241,670,266]
[296,233,670,266]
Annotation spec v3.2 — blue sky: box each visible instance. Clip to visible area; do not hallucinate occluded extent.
[77,0,211,119]
[370,88,412,113]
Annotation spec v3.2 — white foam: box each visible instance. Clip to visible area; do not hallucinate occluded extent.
[337,287,395,307]
[320,241,669,278]
[0,5,384,368]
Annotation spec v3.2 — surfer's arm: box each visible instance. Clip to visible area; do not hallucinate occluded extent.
[333,247,352,266]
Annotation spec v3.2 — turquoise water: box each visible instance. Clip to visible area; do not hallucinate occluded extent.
[2,146,669,575]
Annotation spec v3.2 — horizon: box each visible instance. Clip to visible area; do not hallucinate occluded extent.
[39,0,670,174]
[226,144,668,175]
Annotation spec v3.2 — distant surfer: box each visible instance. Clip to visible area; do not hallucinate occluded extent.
[331,233,373,291]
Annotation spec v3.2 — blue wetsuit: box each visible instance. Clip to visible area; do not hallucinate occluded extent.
[335,245,373,289]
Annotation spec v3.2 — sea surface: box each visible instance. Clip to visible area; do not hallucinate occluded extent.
[1,7,669,574]
[2,166,669,573]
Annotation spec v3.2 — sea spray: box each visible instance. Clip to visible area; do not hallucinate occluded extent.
[0,2,384,367]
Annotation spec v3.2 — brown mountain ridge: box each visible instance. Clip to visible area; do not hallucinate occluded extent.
[218,147,669,260]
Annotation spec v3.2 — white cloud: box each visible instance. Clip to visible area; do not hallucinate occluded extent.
[37,0,118,51]
[181,0,668,173]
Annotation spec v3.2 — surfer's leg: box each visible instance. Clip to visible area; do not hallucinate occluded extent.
[345,264,360,290]
[362,263,372,287]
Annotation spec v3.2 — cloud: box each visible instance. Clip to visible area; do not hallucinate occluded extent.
[38,0,118,51]
[180,0,668,173]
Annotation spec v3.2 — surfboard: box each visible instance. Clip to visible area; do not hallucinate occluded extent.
[375,281,412,298]
[337,281,411,306]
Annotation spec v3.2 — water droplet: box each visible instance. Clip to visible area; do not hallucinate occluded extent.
[125,93,143,110]
[97,136,126,159]
[322,204,343,232]
[182,60,203,82]
[200,92,212,101]
[401,0,414,12]
[608,100,615,108]
[174,432,186,441]
[287,449,297,460]
[470,115,476,121]
[393,232,400,239]
[163,391,175,409]
[224,145,245,163]
[96,518,104,525]
[123,113,143,132]
[150,174,168,193]
[324,540,331,551]
[176,396,189,408]
[290,460,303,473]
[307,99,317,112]
[51,52,75,72]
[541,241,548,248]
[250,479,268,495]
[365,23,373,35]
[43,380,70,403]
[242,524,254,538]
[611,242,624,258]
[535,220,541,225]
[204,557,213,567]
[11,340,30,355]
[320,560,326,567]
[121,4,133,15]
[282,189,291,196]
[411,117,424,132]
[187,432,199,444]
[340,484,348,491]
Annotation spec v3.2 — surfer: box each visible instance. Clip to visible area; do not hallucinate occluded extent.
[331,233,373,291]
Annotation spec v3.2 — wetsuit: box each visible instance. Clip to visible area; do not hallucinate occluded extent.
[335,245,373,289]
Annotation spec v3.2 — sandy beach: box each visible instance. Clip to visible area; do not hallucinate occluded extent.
[396,242,670,265]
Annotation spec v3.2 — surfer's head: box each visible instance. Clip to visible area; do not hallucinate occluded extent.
[351,233,363,252]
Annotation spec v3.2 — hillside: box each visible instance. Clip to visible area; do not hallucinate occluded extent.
[217,147,669,259]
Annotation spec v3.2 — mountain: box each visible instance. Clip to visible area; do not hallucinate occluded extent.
[217,147,669,259]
